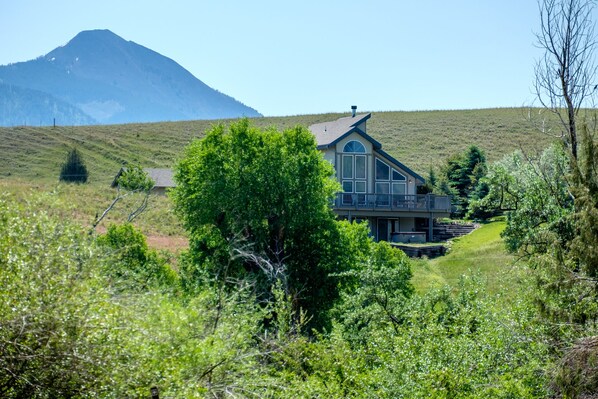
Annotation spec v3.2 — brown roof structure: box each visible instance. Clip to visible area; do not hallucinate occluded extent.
[309,113,381,150]
[309,111,425,184]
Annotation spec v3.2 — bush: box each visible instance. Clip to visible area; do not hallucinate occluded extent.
[0,196,124,396]
[97,223,178,291]
[59,147,88,183]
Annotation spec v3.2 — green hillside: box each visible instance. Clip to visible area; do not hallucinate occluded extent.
[411,220,515,295]
[0,107,557,185]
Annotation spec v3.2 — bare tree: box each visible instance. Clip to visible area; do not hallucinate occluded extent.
[535,0,597,160]
[92,164,155,230]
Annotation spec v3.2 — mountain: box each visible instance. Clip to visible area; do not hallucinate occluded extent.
[0,29,261,125]
[0,83,97,126]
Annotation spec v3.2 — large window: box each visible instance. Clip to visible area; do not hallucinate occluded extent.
[343,140,366,153]
[375,159,407,206]
[342,140,367,205]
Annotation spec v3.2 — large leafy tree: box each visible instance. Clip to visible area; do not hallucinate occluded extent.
[172,119,348,329]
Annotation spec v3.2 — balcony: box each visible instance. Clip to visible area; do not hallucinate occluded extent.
[333,193,451,213]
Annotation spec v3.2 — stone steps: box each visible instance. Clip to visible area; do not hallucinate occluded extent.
[432,222,477,241]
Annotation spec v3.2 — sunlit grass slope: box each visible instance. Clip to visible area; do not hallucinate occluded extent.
[0,108,556,186]
[411,221,515,294]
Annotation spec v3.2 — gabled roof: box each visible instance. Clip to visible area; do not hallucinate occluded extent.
[309,112,425,184]
[309,113,381,150]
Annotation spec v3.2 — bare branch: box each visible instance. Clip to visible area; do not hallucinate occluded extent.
[535,0,597,160]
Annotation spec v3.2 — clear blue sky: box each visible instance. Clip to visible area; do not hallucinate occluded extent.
[1,0,546,116]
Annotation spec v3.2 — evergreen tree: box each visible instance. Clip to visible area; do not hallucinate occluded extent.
[437,145,487,218]
[59,148,88,183]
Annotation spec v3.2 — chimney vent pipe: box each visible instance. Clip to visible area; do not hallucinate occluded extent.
[351,105,357,117]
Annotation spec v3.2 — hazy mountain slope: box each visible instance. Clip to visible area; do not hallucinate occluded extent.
[0,83,96,126]
[0,29,261,124]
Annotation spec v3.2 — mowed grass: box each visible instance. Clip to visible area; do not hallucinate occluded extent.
[411,220,516,295]
[0,108,557,186]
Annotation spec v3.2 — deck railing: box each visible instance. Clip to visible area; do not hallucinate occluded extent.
[333,193,451,212]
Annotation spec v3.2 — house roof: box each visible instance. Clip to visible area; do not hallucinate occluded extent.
[309,113,425,184]
[309,113,381,150]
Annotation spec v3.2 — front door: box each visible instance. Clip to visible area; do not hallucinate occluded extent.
[377,219,400,242]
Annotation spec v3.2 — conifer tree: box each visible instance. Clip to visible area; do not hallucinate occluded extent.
[59,148,88,183]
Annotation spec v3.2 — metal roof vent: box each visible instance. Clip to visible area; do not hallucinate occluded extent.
[351,105,357,117]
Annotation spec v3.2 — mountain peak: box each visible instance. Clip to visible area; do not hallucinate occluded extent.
[0,30,260,125]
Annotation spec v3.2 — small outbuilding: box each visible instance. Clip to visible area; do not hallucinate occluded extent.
[111,167,175,195]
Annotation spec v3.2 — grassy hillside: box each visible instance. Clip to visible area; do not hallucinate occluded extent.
[0,108,557,185]
[411,220,516,295]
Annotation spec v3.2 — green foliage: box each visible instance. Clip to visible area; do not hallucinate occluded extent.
[0,194,288,397]
[270,278,551,398]
[485,145,574,253]
[97,223,177,291]
[59,147,88,183]
[0,196,123,396]
[436,145,487,218]
[570,125,598,278]
[0,193,558,398]
[335,241,414,344]
[116,164,155,191]
[489,127,598,336]
[173,118,349,330]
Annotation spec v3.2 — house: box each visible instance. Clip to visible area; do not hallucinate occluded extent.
[111,167,175,195]
[309,106,451,242]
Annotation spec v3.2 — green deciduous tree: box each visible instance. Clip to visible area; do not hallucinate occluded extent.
[59,147,88,183]
[334,239,414,345]
[172,119,348,330]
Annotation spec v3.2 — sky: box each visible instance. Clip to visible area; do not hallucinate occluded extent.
[0,1,548,116]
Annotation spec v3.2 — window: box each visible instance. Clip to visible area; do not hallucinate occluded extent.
[342,155,353,179]
[355,155,366,179]
[342,141,367,206]
[392,170,406,181]
[343,140,366,153]
[376,159,390,180]
[376,158,409,207]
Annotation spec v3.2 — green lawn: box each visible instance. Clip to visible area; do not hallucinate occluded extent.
[411,221,517,295]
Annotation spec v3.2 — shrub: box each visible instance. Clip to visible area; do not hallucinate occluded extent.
[97,223,178,291]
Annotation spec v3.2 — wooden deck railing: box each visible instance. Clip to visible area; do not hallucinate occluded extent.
[333,193,451,212]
